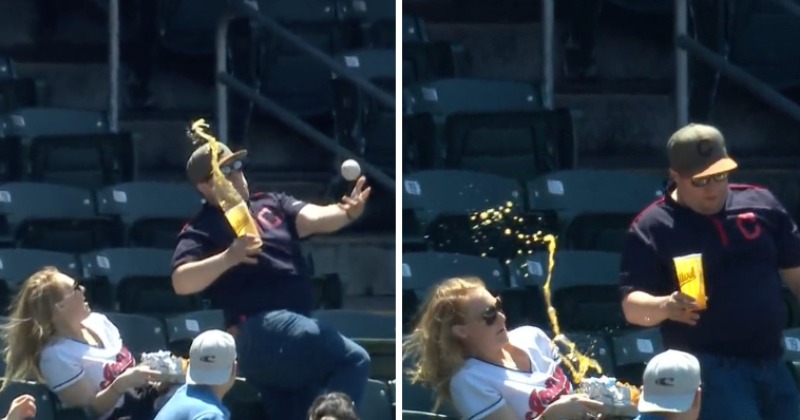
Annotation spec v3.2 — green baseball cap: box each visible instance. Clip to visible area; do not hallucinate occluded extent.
[667,123,738,179]
[186,143,247,185]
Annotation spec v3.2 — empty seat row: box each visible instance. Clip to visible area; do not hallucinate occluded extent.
[0,108,135,189]
[0,181,201,252]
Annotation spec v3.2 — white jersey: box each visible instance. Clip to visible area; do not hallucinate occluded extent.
[450,326,573,420]
[39,313,135,419]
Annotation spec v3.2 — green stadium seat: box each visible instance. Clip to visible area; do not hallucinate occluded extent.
[313,309,395,380]
[0,249,81,313]
[610,327,664,386]
[95,182,202,248]
[102,312,168,358]
[80,248,200,315]
[357,379,393,420]
[0,182,117,252]
[164,310,226,357]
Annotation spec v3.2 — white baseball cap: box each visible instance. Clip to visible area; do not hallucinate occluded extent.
[638,349,701,413]
[186,330,236,386]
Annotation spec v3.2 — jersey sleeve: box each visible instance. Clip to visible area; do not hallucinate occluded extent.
[172,227,212,270]
[39,344,85,393]
[450,368,506,420]
[765,191,800,269]
[276,193,308,219]
[619,223,673,297]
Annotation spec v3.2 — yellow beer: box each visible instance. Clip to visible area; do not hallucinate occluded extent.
[224,201,262,246]
[673,253,707,309]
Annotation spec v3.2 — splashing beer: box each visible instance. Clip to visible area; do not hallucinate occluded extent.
[470,201,601,383]
[189,119,262,246]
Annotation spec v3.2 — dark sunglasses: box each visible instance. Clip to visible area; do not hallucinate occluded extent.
[220,160,245,176]
[690,172,728,187]
[480,297,504,326]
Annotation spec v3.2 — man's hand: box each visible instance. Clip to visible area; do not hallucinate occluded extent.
[223,235,260,266]
[659,291,701,326]
[338,176,371,220]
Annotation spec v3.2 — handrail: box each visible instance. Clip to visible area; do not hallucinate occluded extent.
[218,72,395,192]
[109,0,120,132]
[541,0,554,110]
[676,35,800,123]
[674,0,689,127]
[230,1,394,109]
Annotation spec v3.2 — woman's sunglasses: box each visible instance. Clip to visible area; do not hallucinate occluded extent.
[480,298,504,326]
[690,172,728,187]
[220,160,245,176]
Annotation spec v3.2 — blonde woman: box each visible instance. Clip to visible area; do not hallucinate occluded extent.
[404,277,608,420]
[1,267,161,419]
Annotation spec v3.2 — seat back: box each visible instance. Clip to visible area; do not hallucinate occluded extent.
[164,310,226,357]
[405,78,540,115]
[402,252,506,298]
[358,379,393,420]
[312,309,394,339]
[0,182,114,252]
[611,327,664,386]
[445,109,575,181]
[157,0,229,55]
[95,182,201,247]
[518,251,625,331]
[81,248,198,315]
[102,312,168,358]
[0,249,80,312]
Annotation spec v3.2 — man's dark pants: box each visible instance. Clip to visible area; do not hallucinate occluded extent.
[234,309,371,420]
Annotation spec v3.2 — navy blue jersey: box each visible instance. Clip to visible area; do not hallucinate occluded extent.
[172,192,313,324]
[620,184,800,359]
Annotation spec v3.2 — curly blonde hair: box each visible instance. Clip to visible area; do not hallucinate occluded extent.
[402,276,486,408]
[1,267,67,388]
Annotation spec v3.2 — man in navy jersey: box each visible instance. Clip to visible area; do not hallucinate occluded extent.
[619,123,800,420]
[171,142,372,420]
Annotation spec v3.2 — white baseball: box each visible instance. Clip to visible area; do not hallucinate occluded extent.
[341,159,361,181]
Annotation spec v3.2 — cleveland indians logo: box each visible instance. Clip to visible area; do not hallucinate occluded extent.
[525,366,572,419]
[736,212,762,240]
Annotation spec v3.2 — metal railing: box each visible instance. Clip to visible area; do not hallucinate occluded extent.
[673,0,800,127]
[215,0,395,192]
[109,0,120,132]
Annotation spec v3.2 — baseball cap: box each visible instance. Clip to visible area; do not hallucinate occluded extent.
[185,330,236,386]
[638,349,701,413]
[186,142,248,185]
[667,123,737,179]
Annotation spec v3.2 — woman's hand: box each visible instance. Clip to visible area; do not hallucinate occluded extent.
[4,394,36,420]
[114,365,161,392]
[541,394,606,419]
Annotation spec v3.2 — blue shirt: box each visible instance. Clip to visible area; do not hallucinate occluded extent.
[154,384,230,420]
[620,184,800,359]
[172,192,312,324]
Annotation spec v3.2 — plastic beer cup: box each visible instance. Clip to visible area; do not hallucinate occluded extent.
[672,253,707,310]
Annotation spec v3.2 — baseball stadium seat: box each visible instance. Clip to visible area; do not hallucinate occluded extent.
[339,0,396,48]
[401,356,460,418]
[0,78,37,115]
[513,250,626,332]
[558,331,616,383]
[0,249,81,313]
[402,252,507,298]
[402,15,428,44]
[610,327,665,386]
[402,38,467,87]
[0,182,117,253]
[0,381,56,420]
[527,169,666,252]
[253,0,358,117]
[164,309,226,357]
[101,312,168,358]
[95,181,202,248]
[332,48,396,177]
[403,78,542,170]
[358,379,393,420]
[80,248,200,315]
[402,169,533,258]
[156,0,229,56]
[0,108,134,189]
[313,309,395,380]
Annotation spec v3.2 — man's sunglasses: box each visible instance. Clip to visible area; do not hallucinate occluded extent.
[480,298,504,326]
[691,172,728,187]
[220,160,245,176]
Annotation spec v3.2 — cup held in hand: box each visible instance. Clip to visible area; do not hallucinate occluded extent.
[673,253,707,310]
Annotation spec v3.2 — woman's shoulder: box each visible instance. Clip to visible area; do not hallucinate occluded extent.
[508,325,549,343]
